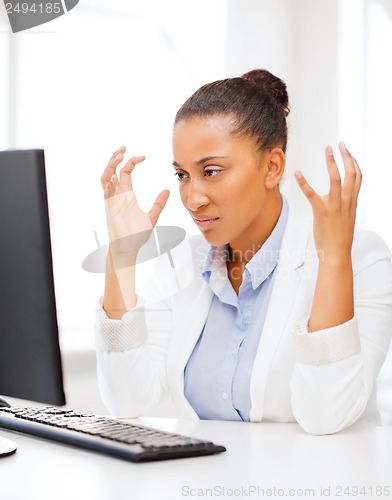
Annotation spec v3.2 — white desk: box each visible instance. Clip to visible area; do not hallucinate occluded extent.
[1,399,392,500]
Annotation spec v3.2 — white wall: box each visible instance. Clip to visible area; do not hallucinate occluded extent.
[226,0,339,212]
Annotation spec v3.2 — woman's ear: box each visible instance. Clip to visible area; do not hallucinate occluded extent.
[264,148,286,189]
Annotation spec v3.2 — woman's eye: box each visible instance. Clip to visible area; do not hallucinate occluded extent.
[205,169,222,177]
[174,172,188,181]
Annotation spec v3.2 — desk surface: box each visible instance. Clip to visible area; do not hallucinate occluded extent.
[1,399,392,500]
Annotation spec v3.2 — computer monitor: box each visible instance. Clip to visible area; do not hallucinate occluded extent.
[0,149,65,407]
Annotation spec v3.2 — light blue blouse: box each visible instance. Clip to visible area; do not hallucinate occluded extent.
[184,197,289,421]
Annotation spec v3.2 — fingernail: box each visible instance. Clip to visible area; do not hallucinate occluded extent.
[326,145,333,155]
[339,141,347,150]
[294,170,303,180]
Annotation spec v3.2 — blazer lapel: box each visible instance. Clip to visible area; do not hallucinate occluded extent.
[175,278,214,372]
[166,237,215,407]
[249,202,311,421]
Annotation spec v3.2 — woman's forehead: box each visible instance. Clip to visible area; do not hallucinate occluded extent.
[173,116,259,158]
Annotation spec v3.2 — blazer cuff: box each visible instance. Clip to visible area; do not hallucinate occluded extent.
[94,295,148,352]
[292,315,360,366]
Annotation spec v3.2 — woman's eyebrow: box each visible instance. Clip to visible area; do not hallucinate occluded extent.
[172,155,228,169]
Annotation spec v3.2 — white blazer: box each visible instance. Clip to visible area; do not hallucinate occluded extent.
[95,202,392,435]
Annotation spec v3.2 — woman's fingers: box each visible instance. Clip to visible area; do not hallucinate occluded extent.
[294,170,322,210]
[101,146,126,190]
[149,190,171,227]
[119,156,145,187]
[110,145,126,160]
[339,142,358,201]
[103,173,118,199]
[352,157,363,199]
[101,148,146,195]
[296,144,362,211]
[325,145,342,204]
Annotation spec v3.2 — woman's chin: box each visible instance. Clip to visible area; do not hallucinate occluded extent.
[198,231,229,248]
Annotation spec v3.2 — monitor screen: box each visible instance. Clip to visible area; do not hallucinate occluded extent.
[0,149,65,405]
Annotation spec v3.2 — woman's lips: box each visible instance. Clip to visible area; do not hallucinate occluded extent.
[194,217,219,228]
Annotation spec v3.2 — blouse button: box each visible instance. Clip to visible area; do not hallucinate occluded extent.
[221,392,228,401]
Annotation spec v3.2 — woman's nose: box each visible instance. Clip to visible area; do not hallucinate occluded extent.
[184,180,209,212]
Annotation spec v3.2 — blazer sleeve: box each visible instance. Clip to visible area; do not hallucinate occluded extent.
[290,230,392,435]
[94,261,176,419]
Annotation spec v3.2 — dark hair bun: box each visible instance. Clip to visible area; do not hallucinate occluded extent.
[241,69,290,117]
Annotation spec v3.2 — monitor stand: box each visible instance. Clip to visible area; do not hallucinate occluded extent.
[0,436,17,457]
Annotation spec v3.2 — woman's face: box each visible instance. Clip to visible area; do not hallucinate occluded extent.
[172,115,281,250]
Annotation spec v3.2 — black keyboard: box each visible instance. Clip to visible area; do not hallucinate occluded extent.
[0,406,226,462]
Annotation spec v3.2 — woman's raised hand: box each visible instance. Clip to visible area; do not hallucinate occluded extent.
[294,142,362,265]
[101,146,170,260]
[294,142,362,331]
